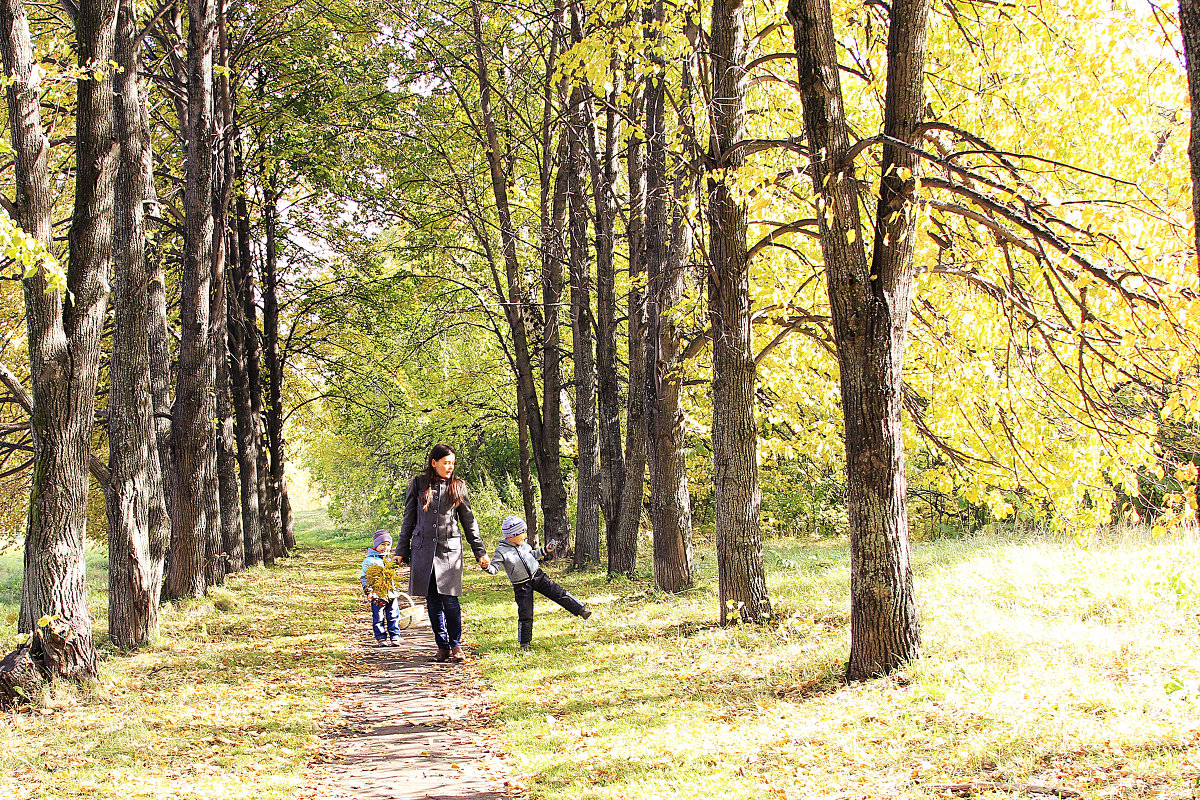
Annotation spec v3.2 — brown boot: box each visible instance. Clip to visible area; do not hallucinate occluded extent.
[433,647,450,662]
[449,645,466,662]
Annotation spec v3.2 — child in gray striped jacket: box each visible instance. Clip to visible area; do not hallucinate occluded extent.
[484,515,591,650]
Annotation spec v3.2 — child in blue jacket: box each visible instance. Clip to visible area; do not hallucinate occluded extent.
[360,530,402,646]
[485,516,591,650]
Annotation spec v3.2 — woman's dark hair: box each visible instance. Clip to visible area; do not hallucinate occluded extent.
[421,443,465,510]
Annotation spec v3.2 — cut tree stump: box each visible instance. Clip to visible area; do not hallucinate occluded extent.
[0,642,44,710]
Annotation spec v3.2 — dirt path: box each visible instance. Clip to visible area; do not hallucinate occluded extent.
[306,612,521,800]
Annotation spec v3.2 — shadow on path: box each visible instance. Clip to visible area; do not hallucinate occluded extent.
[305,612,520,799]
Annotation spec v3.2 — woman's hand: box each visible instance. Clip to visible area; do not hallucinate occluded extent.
[478,554,491,569]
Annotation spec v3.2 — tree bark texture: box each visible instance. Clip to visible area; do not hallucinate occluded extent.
[213,15,243,574]
[645,10,695,593]
[471,0,571,552]
[262,177,294,557]
[609,87,647,579]
[708,0,770,624]
[230,156,263,568]
[1,0,106,679]
[788,0,923,678]
[166,0,218,600]
[517,389,538,536]
[541,132,571,553]
[237,173,280,565]
[1181,0,1200,282]
[591,60,625,542]
[108,0,168,648]
[567,11,601,567]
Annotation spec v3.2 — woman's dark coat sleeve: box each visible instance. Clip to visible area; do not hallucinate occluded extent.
[456,489,487,560]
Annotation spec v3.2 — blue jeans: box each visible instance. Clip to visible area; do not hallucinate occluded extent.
[425,572,462,649]
[370,598,402,640]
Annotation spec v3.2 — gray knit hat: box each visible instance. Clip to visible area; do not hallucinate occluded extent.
[373,530,392,549]
[500,515,527,539]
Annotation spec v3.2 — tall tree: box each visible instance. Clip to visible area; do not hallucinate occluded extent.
[568,4,601,567]
[229,146,264,568]
[165,0,220,600]
[470,0,573,551]
[212,0,243,574]
[645,3,695,593]
[262,175,294,556]
[0,0,112,677]
[708,0,770,623]
[108,0,168,647]
[787,0,925,676]
[609,73,647,579]
[590,55,625,545]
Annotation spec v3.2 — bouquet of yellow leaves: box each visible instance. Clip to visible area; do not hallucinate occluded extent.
[364,561,403,599]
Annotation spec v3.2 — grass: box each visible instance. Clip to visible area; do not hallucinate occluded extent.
[0,513,1197,800]
[0,509,364,800]
[465,529,1200,800]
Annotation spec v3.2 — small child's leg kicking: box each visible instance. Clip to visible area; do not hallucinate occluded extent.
[513,580,535,650]
[531,570,590,618]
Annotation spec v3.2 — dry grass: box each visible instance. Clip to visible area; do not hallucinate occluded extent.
[466,529,1200,800]
[1,515,1197,800]
[0,510,361,800]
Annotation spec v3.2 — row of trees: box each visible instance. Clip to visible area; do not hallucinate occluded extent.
[300,0,1200,681]
[0,0,327,686]
[2,0,1197,687]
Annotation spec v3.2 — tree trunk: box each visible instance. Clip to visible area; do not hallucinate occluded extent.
[708,0,770,624]
[2,0,107,679]
[517,390,538,535]
[644,1,694,593]
[541,131,571,554]
[591,58,625,543]
[108,0,167,648]
[567,7,601,567]
[262,177,292,557]
[1182,0,1200,283]
[165,0,218,601]
[609,80,647,579]
[787,0,923,678]
[212,6,243,574]
[236,162,279,565]
[471,0,570,552]
[230,151,263,568]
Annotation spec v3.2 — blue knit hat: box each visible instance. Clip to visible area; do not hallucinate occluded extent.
[501,516,527,539]
[373,530,392,550]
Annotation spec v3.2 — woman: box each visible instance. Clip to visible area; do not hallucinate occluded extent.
[397,443,490,662]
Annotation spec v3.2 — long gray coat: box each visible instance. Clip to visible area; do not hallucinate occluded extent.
[397,475,486,597]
